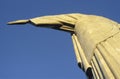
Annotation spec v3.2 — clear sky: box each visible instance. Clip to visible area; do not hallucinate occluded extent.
[0,0,120,79]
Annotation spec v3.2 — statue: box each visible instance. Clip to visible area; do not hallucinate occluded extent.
[8,13,120,79]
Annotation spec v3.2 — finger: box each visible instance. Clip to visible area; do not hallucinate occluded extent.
[7,19,29,25]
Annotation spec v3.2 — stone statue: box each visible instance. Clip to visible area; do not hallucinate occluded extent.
[8,13,120,79]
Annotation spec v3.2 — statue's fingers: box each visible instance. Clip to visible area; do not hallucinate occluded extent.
[7,20,29,25]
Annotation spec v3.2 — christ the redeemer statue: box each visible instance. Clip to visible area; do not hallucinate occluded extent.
[8,13,120,79]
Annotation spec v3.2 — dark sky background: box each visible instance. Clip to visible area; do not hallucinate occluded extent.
[0,0,120,79]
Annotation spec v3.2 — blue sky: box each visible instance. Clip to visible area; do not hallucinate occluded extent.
[0,0,120,79]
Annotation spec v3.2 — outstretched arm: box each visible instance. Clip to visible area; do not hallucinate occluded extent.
[8,13,86,32]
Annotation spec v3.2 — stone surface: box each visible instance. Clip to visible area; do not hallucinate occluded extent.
[8,13,120,79]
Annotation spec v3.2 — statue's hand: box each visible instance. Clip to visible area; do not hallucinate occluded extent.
[8,19,29,25]
[7,13,80,32]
